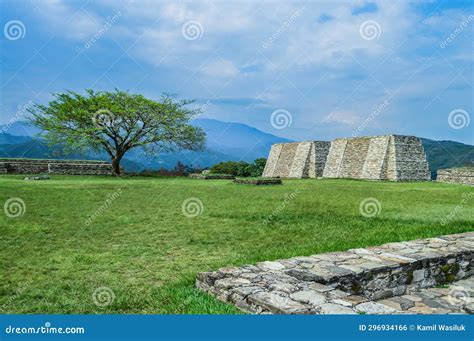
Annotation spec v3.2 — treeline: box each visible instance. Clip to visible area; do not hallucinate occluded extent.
[209,158,267,177]
[132,158,267,177]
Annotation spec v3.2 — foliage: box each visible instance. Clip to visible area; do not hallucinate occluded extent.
[209,158,267,177]
[131,162,199,177]
[1,176,472,313]
[28,89,206,175]
[247,158,267,177]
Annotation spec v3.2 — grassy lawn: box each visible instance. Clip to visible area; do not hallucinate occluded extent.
[0,175,473,314]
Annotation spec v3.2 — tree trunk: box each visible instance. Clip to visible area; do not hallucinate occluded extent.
[111,156,122,176]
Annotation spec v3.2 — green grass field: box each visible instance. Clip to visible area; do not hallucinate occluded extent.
[1,175,473,314]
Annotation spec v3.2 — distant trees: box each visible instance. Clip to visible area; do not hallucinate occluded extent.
[138,161,197,177]
[29,89,206,176]
[210,158,267,177]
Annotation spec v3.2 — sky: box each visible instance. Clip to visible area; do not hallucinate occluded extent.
[0,0,473,144]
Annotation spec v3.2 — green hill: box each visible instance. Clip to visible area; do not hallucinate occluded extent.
[422,138,474,178]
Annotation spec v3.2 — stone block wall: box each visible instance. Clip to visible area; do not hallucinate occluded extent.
[338,137,371,179]
[262,141,331,178]
[196,232,473,314]
[274,143,298,177]
[0,158,113,175]
[321,139,347,178]
[437,168,474,186]
[323,135,430,181]
[310,142,332,178]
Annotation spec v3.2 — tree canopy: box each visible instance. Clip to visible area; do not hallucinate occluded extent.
[29,89,206,175]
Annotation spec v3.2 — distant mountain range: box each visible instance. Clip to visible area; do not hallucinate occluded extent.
[0,120,472,176]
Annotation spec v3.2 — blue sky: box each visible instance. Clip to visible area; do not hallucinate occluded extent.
[0,0,473,144]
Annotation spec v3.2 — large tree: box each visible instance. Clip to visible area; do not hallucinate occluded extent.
[29,89,206,175]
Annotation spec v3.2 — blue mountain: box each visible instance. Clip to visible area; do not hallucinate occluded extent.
[0,119,291,170]
[0,120,472,173]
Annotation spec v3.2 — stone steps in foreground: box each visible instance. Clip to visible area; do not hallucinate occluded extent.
[196,232,474,314]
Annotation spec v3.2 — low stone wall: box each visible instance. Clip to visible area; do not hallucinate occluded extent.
[0,158,112,175]
[234,178,282,185]
[197,232,473,314]
[437,168,474,186]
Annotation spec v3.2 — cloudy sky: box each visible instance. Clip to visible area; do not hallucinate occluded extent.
[0,0,472,144]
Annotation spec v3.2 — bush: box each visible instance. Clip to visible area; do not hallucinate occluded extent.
[209,158,267,177]
[247,158,267,177]
[210,161,247,176]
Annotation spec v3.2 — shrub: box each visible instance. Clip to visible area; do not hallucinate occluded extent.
[209,158,267,177]
[210,161,248,176]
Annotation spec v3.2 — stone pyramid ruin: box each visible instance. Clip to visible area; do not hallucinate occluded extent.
[263,135,430,181]
[323,135,430,181]
[262,141,331,178]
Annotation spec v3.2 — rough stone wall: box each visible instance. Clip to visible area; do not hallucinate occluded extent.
[361,135,390,180]
[310,142,332,178]
[338,137,371,179]
[437,168,474,186]
[262,144,283,177]
[289,142,312,178]
[273,143,298,177]
[322,139,347,178]
[196,232,473,314]
[0,158,113,175]
[262,141,331,178]
[323,135,430,181]
[391,135,430,181]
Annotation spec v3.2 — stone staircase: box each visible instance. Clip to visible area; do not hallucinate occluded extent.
[197,232,473,314]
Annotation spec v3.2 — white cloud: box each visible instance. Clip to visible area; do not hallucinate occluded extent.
[201,59,239,78]
[22,0,473,143]
[35,0,103,40]
[323,111,361,125]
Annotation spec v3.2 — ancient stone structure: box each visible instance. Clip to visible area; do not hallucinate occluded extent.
[197,232,473,314]
[0,158,113,175]
[323,135,430,181]
[262,135,430,181]
[437,167,474,186]
[262,141,331,178]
